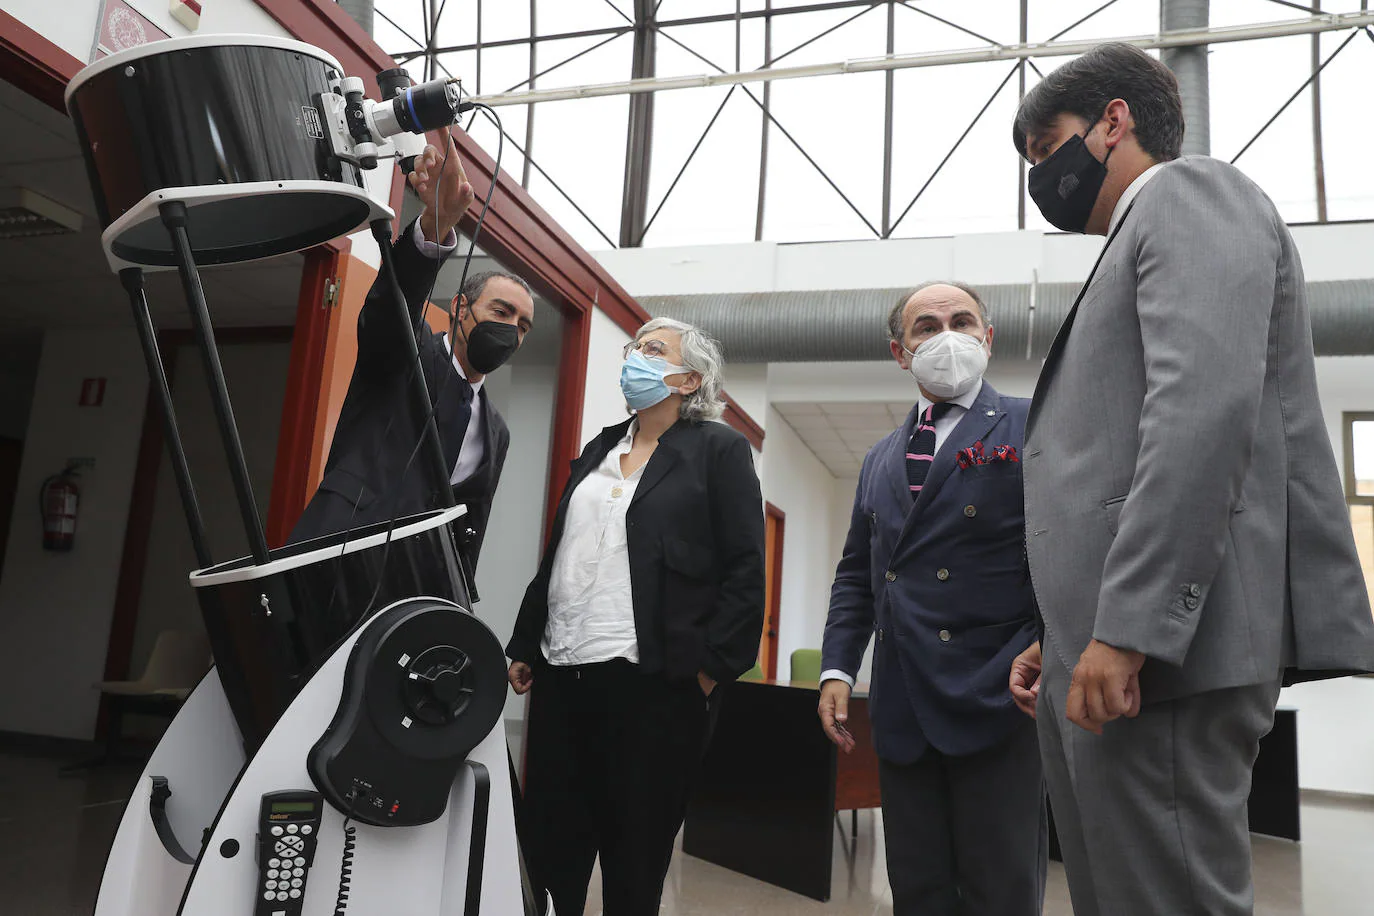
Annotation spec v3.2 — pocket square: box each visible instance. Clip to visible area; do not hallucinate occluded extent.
[956,442,1019,469]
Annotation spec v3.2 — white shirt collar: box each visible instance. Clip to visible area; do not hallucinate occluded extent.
[441,333,485,395]
[917,378,983,418]
[1110,162,1167,235]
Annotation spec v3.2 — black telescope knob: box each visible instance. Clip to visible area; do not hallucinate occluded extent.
[403,646,474,725]
[376,67,411,100]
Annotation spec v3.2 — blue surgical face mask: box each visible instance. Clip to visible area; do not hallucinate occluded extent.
[620,350,688,411]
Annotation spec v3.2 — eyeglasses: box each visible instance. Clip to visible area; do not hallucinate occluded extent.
[623,338,672,360]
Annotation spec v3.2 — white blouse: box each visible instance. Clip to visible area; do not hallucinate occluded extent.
[542,423,643,666]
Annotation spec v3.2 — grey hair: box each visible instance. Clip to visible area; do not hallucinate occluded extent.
[635,317,726,422]
[887,281,990,342]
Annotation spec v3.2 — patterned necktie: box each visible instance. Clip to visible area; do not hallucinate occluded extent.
[906,402,957,497]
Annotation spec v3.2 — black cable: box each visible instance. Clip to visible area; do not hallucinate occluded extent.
[333,788,362,915]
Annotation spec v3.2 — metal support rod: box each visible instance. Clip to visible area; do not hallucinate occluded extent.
[119,267,213,569]
[423,0,433,82]
[159,202,271,566]
[736,0,743,71]
[888,63,1020,236]
[468,11,1374,107]
[1017,0,1028,230]
[620,0,658,247]
[368,219,457,513]
[1312,0,1328,221]
[1230,26,1362,163]
[881,0,895,237]
[642,87,737,237]
[404,0,882,56]
[522,0,537,190]
[755,0,773,241]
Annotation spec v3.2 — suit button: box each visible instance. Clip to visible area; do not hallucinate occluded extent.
[964,505,977,518]
[878,628,885,642]
[938,629,952,643]
[1184,596,1200,610]
[1188,584,1201,597]
[936,568,950,581]
[884,570,897,582]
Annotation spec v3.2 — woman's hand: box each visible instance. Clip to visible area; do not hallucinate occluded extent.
[508,661,534,695]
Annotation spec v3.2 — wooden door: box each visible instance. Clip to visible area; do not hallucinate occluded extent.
[761,503,786,680]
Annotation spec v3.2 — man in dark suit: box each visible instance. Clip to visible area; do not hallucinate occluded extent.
[818,282,1045,916]
[289,128,535,568]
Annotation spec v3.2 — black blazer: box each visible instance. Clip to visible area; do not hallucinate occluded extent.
[288,219,510,567]
[507,417,766,684]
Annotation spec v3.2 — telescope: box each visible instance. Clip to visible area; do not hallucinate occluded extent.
[65,34,537,916]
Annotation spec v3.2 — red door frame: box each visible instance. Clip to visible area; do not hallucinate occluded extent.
[762,502,786,681]
[265,243,347,545]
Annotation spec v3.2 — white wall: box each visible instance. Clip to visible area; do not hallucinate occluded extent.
[580,309,633,442]
[476,358,558,724]
[760,407,840,682]
[0,330,148,740]
[721,363,767,424]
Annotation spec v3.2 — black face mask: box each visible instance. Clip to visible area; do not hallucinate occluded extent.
[464,319,520,375]
[1027,125,1113,234]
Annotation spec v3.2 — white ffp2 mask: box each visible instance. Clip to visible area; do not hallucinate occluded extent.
[905,330,989,399]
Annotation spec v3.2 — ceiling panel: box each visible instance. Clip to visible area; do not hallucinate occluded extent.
[776,400,914,478]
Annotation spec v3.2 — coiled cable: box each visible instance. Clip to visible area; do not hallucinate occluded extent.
[333,789,362,915]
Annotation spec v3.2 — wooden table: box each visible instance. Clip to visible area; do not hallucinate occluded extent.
[683,681,1300,902]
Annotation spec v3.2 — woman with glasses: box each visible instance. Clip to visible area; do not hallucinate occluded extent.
[506,317,766,915]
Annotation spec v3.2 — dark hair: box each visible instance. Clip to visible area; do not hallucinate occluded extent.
[1012,42,1184,163]
[456,270,532,309]
[887,281,989,342]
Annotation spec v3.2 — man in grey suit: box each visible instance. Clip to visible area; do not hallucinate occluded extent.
[1007,43,1374,915]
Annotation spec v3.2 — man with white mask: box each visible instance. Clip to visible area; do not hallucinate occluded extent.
[818,282,1045,916]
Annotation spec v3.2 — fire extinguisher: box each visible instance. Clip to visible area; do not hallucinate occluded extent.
[40,466,81,552]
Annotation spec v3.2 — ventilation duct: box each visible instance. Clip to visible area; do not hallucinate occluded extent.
[640,279,1374,362]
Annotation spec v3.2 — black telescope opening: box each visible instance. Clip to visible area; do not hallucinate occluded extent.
[111,193,373,267]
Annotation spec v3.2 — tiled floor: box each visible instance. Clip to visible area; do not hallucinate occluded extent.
[6,747,1373,915]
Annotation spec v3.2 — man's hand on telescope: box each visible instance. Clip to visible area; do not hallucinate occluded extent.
[412,125,475,244]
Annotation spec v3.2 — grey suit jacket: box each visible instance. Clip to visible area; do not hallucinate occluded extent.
[1024,156,1374,702]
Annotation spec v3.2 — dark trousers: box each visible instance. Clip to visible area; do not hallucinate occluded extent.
[521,659,716,916]
[878,718,1047,916]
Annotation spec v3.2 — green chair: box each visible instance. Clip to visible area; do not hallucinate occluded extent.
[790,648,822,683]
[739,661,765,681]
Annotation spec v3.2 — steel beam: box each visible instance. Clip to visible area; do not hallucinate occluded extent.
[620,0,657,247]
[467,11,1374,107]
